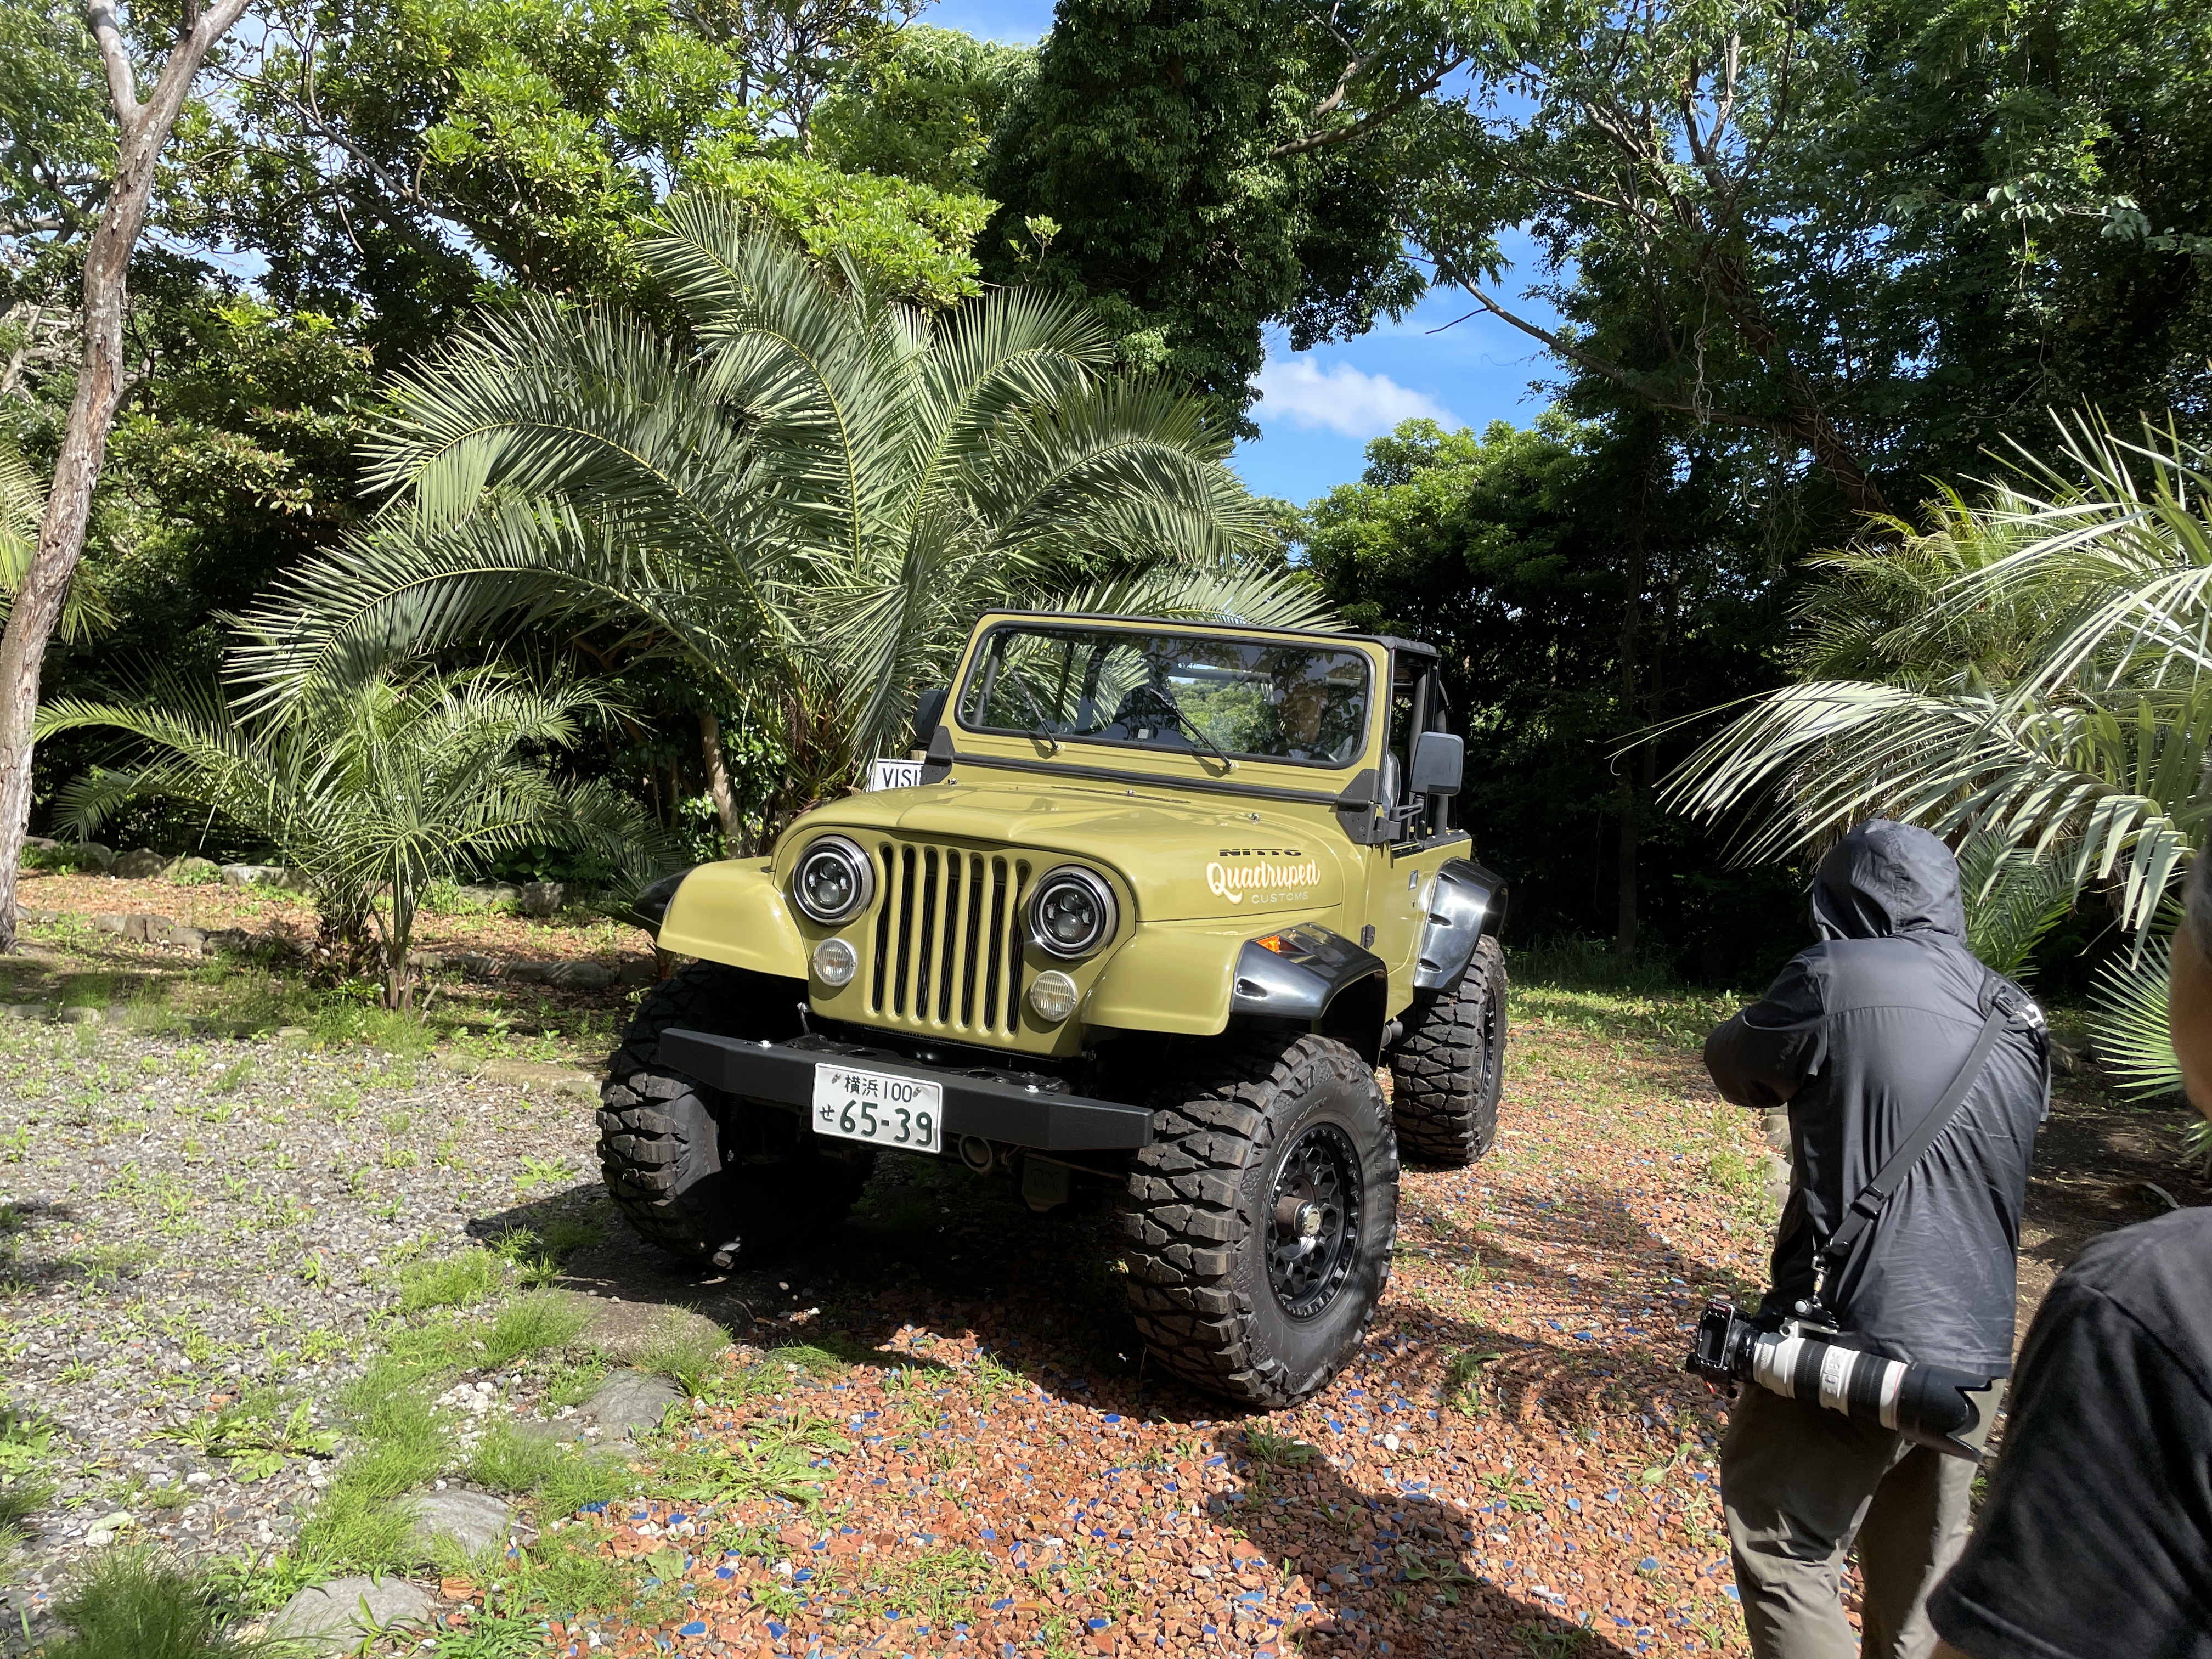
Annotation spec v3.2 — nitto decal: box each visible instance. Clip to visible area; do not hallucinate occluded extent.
[1206,857,1322,905]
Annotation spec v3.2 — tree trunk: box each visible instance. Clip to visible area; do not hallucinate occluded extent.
[0,0,253,953]
[1616,446,1653,961]
[700,708,737,854]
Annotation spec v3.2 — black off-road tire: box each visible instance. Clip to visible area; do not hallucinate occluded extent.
[1121,1031,1399,1409]
[1387,934,1508,1165]
[598,961,872,1265]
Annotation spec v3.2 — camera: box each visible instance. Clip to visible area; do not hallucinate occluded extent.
[1686,1300,1996,1462]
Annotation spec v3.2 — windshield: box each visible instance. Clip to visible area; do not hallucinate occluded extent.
[957,624,1373,768]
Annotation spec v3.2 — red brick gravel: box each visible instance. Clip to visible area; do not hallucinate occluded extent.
[550,1005,1770,1657]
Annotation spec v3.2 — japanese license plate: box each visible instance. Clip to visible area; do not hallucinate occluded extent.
[810,1063,943,1154]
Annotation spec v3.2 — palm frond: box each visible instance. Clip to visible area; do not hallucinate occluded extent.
[2087,950,2185,1100]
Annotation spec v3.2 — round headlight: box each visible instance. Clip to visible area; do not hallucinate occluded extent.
[1028,866,1118,960]
[811,936,858,987]
[791,836,874,924]
[1028,969,1080,1024]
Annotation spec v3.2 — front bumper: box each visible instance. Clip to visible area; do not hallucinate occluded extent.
[657,1030,1155,1153]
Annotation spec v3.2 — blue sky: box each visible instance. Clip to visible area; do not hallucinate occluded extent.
[924,0,1564,507]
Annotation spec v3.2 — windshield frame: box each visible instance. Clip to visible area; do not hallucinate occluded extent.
[950,620,1379,773]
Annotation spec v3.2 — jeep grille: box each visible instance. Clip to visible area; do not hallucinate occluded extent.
[868,842,1032,1038]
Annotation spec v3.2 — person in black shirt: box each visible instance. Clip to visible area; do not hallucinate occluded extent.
[1929,845,2212,1659]
[1703,820,2050,1659]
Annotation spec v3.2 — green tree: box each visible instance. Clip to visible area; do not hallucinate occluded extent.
[1412,0,2212,523]
[180,0,987,342]
[1665,411,2210,1087]
[44,665,654,1008]
[980,0,1492,432]
[1305,411,1796,969]
[230,200,1321,837]
[811,24,1035,194]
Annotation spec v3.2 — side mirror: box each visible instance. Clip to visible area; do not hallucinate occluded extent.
[912,686,950,753]
[1410,730,1464,797]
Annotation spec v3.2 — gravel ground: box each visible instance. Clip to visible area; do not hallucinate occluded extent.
[0,1011,605,1631]
[5,970,2161,1658]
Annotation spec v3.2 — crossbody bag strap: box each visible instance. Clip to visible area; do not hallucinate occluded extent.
[1814,995,2016,1298]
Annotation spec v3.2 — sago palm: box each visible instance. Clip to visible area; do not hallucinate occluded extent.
[1664,411,2212,1093]
[40,667,654,1008]
[230,197,1325,820]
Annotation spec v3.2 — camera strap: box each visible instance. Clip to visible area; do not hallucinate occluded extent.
[1813,992,2018,1304]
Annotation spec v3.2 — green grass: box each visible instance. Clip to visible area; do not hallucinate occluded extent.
[38,1549,275,1658]
[465,1421,626,1515]
[633,1307,732,1392]
[396,1250,505,1312]
[1510,936,1747,1049]
[481,1293,593,1368]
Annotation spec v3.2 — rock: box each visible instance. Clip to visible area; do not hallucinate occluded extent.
[92,913,128,936]
[165,855,220,884]
[267,1576,432,1654]
[617,957,659,990]
[170,926,207,955]
[57,1007,101,1026]
[404,1488,513,1559]
[549,961,617,991]
[112,848,167,879]
[583,1369,683,1437]
[455,883,521,909]
[219,863,289,887]
[274,1026,310,1041]
[78,842,114,871]
[517,880,570,917]
[3,1004,48,1021]
[125,913,180,945]
[22,836,57,851]
[14,906,58,926]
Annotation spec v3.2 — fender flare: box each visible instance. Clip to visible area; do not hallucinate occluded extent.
[1412,858,1505,994]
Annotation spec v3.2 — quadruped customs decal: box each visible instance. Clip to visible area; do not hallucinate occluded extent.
[1206,847,1321,905]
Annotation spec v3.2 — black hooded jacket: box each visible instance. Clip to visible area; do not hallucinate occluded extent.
[1704,820,2050,1374]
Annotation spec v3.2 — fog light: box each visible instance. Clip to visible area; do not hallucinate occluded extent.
[811,937,858,987]
[1028,969,1079,1023]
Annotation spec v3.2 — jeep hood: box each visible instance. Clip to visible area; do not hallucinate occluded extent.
[798,779,1348,921]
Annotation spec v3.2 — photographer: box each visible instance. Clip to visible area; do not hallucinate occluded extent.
[1702,820,2050,1659]
[1927,845,2212,1659]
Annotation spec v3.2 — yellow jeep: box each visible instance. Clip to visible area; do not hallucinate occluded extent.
[603,611,1508,1407]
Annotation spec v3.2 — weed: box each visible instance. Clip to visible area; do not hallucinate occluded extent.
[397,1251,504,1312]
[656,1410,849,1507]
[1444,1348,1504,1414]
[210,1057,251,1095]
[1244,1426,1317,1467]
[507,1524,634,1616]
[467,1423,624,1515]
[1515,1624,1591,1657]
[542,1212,607,1257]
[857,1544,991,1624]
[633,1308,730,1392]
[480,1293,592,1369]
[513,1153,573,1193]
[40,1548,275,1658]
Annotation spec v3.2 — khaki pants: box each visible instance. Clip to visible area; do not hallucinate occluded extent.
[1719,1380,1999,1659]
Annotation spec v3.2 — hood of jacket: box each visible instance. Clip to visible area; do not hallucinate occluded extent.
[1810,819,1968,941]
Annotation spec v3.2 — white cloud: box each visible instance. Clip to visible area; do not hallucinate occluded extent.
[1251,355,1455,438]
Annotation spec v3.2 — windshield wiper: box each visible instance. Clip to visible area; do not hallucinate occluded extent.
[1150,687,1233,770]
[1002,673,1063,754]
